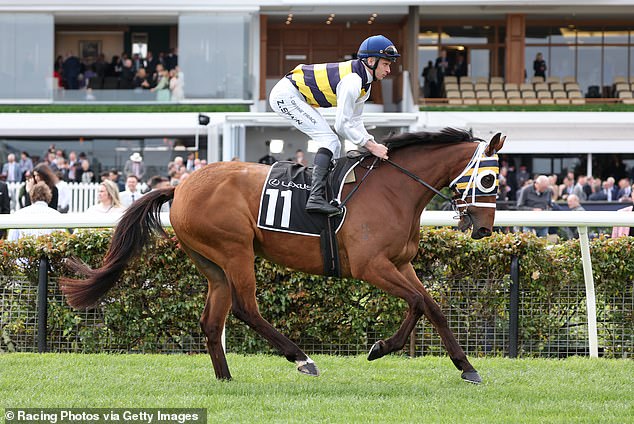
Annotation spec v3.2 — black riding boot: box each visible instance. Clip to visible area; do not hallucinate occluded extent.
[306,148,341,215]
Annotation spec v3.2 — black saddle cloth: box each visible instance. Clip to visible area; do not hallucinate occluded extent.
[256,153,368,236]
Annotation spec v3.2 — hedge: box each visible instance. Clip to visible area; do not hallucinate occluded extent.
[0,228,632,357]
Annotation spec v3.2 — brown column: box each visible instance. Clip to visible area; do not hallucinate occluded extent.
[259,15,268,101]
[505,14,525,85]
[406,6,420,104]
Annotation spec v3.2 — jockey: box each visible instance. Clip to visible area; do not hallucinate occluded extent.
[269,35,399,214]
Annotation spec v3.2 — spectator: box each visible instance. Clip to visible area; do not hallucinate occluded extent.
[169,68,184,101]
[17,170,32,209]
[76,159,96,183]
[145,51,157,76]
[107,55,121,77]
[294,149,308,167]
[94,54,107,78]
[617,177,632,201]
[19,151,33,176]
[55,171,71,213]
[7,182,62,241]
[167,156,185,176]
[151,66,171,101]
[0,179,10,238]
[86,180,125,215]
[435,49,450,87]
[132,53,143,72]
[66,151,79,182]
[452,54,467,82]
[573,175,588,201]
[258,141,277,165]
[166,47,178,71]
[515,165,530,189]
[119,174,144,207]
[185,152,196,172]
[133,68,151,90]
[587,177,602,199]
[516,175,553,237]
[589,177,618,201]
[559,175,575,200]
[563,194,586,239]
[2,153,22,183]
[421,60,438,98]
[497,174,511,203]
[25,163,59,211]
[124,152,145,181]
[548,174,559,201]
[62,52,82,89]
[533,52,547,79]
[611,186,634,238]
[119,59,135,89]
[108,169,125,191]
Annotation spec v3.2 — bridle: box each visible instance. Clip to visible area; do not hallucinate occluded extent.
[385,140,499,219]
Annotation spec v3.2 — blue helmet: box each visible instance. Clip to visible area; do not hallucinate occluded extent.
[357,35,400,62]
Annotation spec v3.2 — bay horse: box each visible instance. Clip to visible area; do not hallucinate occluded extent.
[60,127,505,384]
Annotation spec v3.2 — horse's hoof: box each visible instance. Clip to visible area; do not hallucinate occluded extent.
[367,340,385,361]
[461,370,482,384]
[296,359,320,377]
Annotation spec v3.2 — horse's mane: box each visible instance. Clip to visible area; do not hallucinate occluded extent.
[384,127,477,151]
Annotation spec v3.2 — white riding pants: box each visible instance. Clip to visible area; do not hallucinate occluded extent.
[269,78,341,158]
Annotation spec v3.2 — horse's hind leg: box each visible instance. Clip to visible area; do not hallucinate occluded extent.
[181,246,232,380]
[225,253,319,377]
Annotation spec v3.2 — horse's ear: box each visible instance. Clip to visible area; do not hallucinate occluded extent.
[485,133,505,156]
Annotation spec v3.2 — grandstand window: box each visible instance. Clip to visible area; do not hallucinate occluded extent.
[577,46,602,97]
[0,13,53,100]
[603,46,629,87]
[551,45,576,81]
[526,24,634,95]
[179,13,252,99]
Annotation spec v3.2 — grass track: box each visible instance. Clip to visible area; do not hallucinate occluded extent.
[0,354,632,423]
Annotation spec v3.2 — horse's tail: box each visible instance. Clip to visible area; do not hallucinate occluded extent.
[60,187,176,309]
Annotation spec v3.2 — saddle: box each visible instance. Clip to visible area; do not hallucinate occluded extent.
[257,151,371,276]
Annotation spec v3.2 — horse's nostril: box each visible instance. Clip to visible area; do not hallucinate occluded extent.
[472,227,492,239]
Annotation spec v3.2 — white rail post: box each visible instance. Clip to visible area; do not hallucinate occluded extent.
[578,226,599,358]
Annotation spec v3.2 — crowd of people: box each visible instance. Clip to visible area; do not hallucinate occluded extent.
[0,145,207,233]
[495,160,634,239]
[420,50,548,99]
[54,49,184,101]
[421,49,468,98]
[2,144,633,241]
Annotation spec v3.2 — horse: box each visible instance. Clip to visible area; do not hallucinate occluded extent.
[60,127,505,384]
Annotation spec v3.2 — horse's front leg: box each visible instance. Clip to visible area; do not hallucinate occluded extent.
[400,265,481,384]
[357,260,427,362]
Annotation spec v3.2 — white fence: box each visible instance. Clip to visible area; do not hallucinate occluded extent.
[1,210,633,358]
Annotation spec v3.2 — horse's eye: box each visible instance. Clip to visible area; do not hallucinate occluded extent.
[475,171,497,193]
[481,174,495,189]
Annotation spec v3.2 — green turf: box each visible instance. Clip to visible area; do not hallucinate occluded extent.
[0,354,631,423]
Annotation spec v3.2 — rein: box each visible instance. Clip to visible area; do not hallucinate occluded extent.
[338,140,497,218]
[385,159,453,202]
